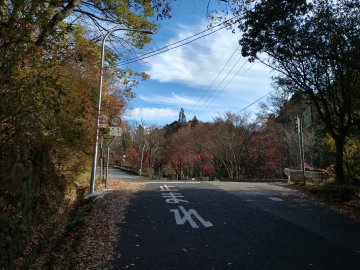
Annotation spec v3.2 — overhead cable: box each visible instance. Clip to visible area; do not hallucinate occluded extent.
[188,44,241,116]
[236,90,274,114]
[118,16,240,66]
[195,59,250,117]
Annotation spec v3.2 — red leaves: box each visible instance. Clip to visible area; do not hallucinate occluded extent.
[125,148,141,167]
[192,152,215,177]
[199,164,215,176]
[192,152,214,162]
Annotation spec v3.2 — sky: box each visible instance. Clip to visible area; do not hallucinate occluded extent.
[120,1,274,126]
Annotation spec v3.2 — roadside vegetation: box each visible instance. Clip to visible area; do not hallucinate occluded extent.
[0,1,171,268]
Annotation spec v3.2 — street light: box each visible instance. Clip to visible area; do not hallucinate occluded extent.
[90,27,153,193]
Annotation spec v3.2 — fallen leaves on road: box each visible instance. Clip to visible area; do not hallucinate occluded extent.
[43,181,143,269]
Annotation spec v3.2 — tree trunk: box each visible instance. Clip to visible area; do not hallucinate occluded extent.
[334,136,345,184]
[223,160,232,178]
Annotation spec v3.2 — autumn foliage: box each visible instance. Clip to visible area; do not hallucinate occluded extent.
[0,1,172,268]
[118,114,290,180]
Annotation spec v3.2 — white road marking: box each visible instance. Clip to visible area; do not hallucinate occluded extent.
[268,197,284,202]
[170,206,213,229]
[141,181,200,184]
[160,184,178,191]
[162,192,189,204]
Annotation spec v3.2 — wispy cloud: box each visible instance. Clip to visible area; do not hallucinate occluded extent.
[129,17,274,126]
[146,21,272,93]
[129,108,178,119]
[139,92,198,106]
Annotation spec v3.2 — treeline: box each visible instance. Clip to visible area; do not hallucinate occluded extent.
[113,92,360,182]
[0,1,171,268]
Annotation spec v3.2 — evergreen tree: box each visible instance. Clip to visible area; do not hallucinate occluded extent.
[191,116,199,127]
[178,108,187,124]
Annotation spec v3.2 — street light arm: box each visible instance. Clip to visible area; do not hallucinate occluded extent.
[100,28,154,75]
[102,28,154,53]
[107,27,154,36]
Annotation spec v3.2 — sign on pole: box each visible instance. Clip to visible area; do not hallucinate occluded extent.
[110,116,121,127]
[109,127,123,137]
[110,101,124,115]
[99,113,109,128]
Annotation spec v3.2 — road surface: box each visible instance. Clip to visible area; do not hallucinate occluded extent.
[109,169,360,269]
[107,166,141,181]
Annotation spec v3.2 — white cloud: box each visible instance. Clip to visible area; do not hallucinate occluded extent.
[146,21,272,93]
[139,92,198,106]
[129,19,275,126]
[129,108,178,119]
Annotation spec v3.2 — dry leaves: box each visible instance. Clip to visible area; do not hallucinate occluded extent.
[34,181,143,269]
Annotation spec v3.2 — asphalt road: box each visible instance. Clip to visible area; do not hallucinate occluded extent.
[107,166,141,181]
[111,174,360,269]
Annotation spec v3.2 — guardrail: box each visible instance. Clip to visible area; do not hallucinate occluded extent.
[110,164,139,175]
[284,168,326,183]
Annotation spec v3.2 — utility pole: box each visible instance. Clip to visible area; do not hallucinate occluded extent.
[139,143,145,176]
[295,115,305,184]
[100,135,104,181]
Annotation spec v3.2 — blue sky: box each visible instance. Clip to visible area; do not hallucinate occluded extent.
[121,1,273,126]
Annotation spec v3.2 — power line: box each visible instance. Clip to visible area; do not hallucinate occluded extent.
[109,40,144,65]
[187,44,241,116]
[236,90,274,114]
[207,60,249,109]
[115,36,146,64]
[119,24,230,66]
[191,54,244,116]
[118,16,240,66]
[195,59,250,117]
[118,15,239,65]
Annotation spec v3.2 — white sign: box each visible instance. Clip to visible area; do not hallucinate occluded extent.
[109,127,123,137]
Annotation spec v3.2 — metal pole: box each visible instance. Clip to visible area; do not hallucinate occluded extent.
[105,144,109,189]
[90,28,153,193]
[106,137,115,188]
[139,144,145,176]
[106,145,110,182]
[297,115,305,184]
[299,116,306,184]
[100,138,104,181]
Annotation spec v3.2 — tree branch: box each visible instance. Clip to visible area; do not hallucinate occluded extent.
[35,0,81,47]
